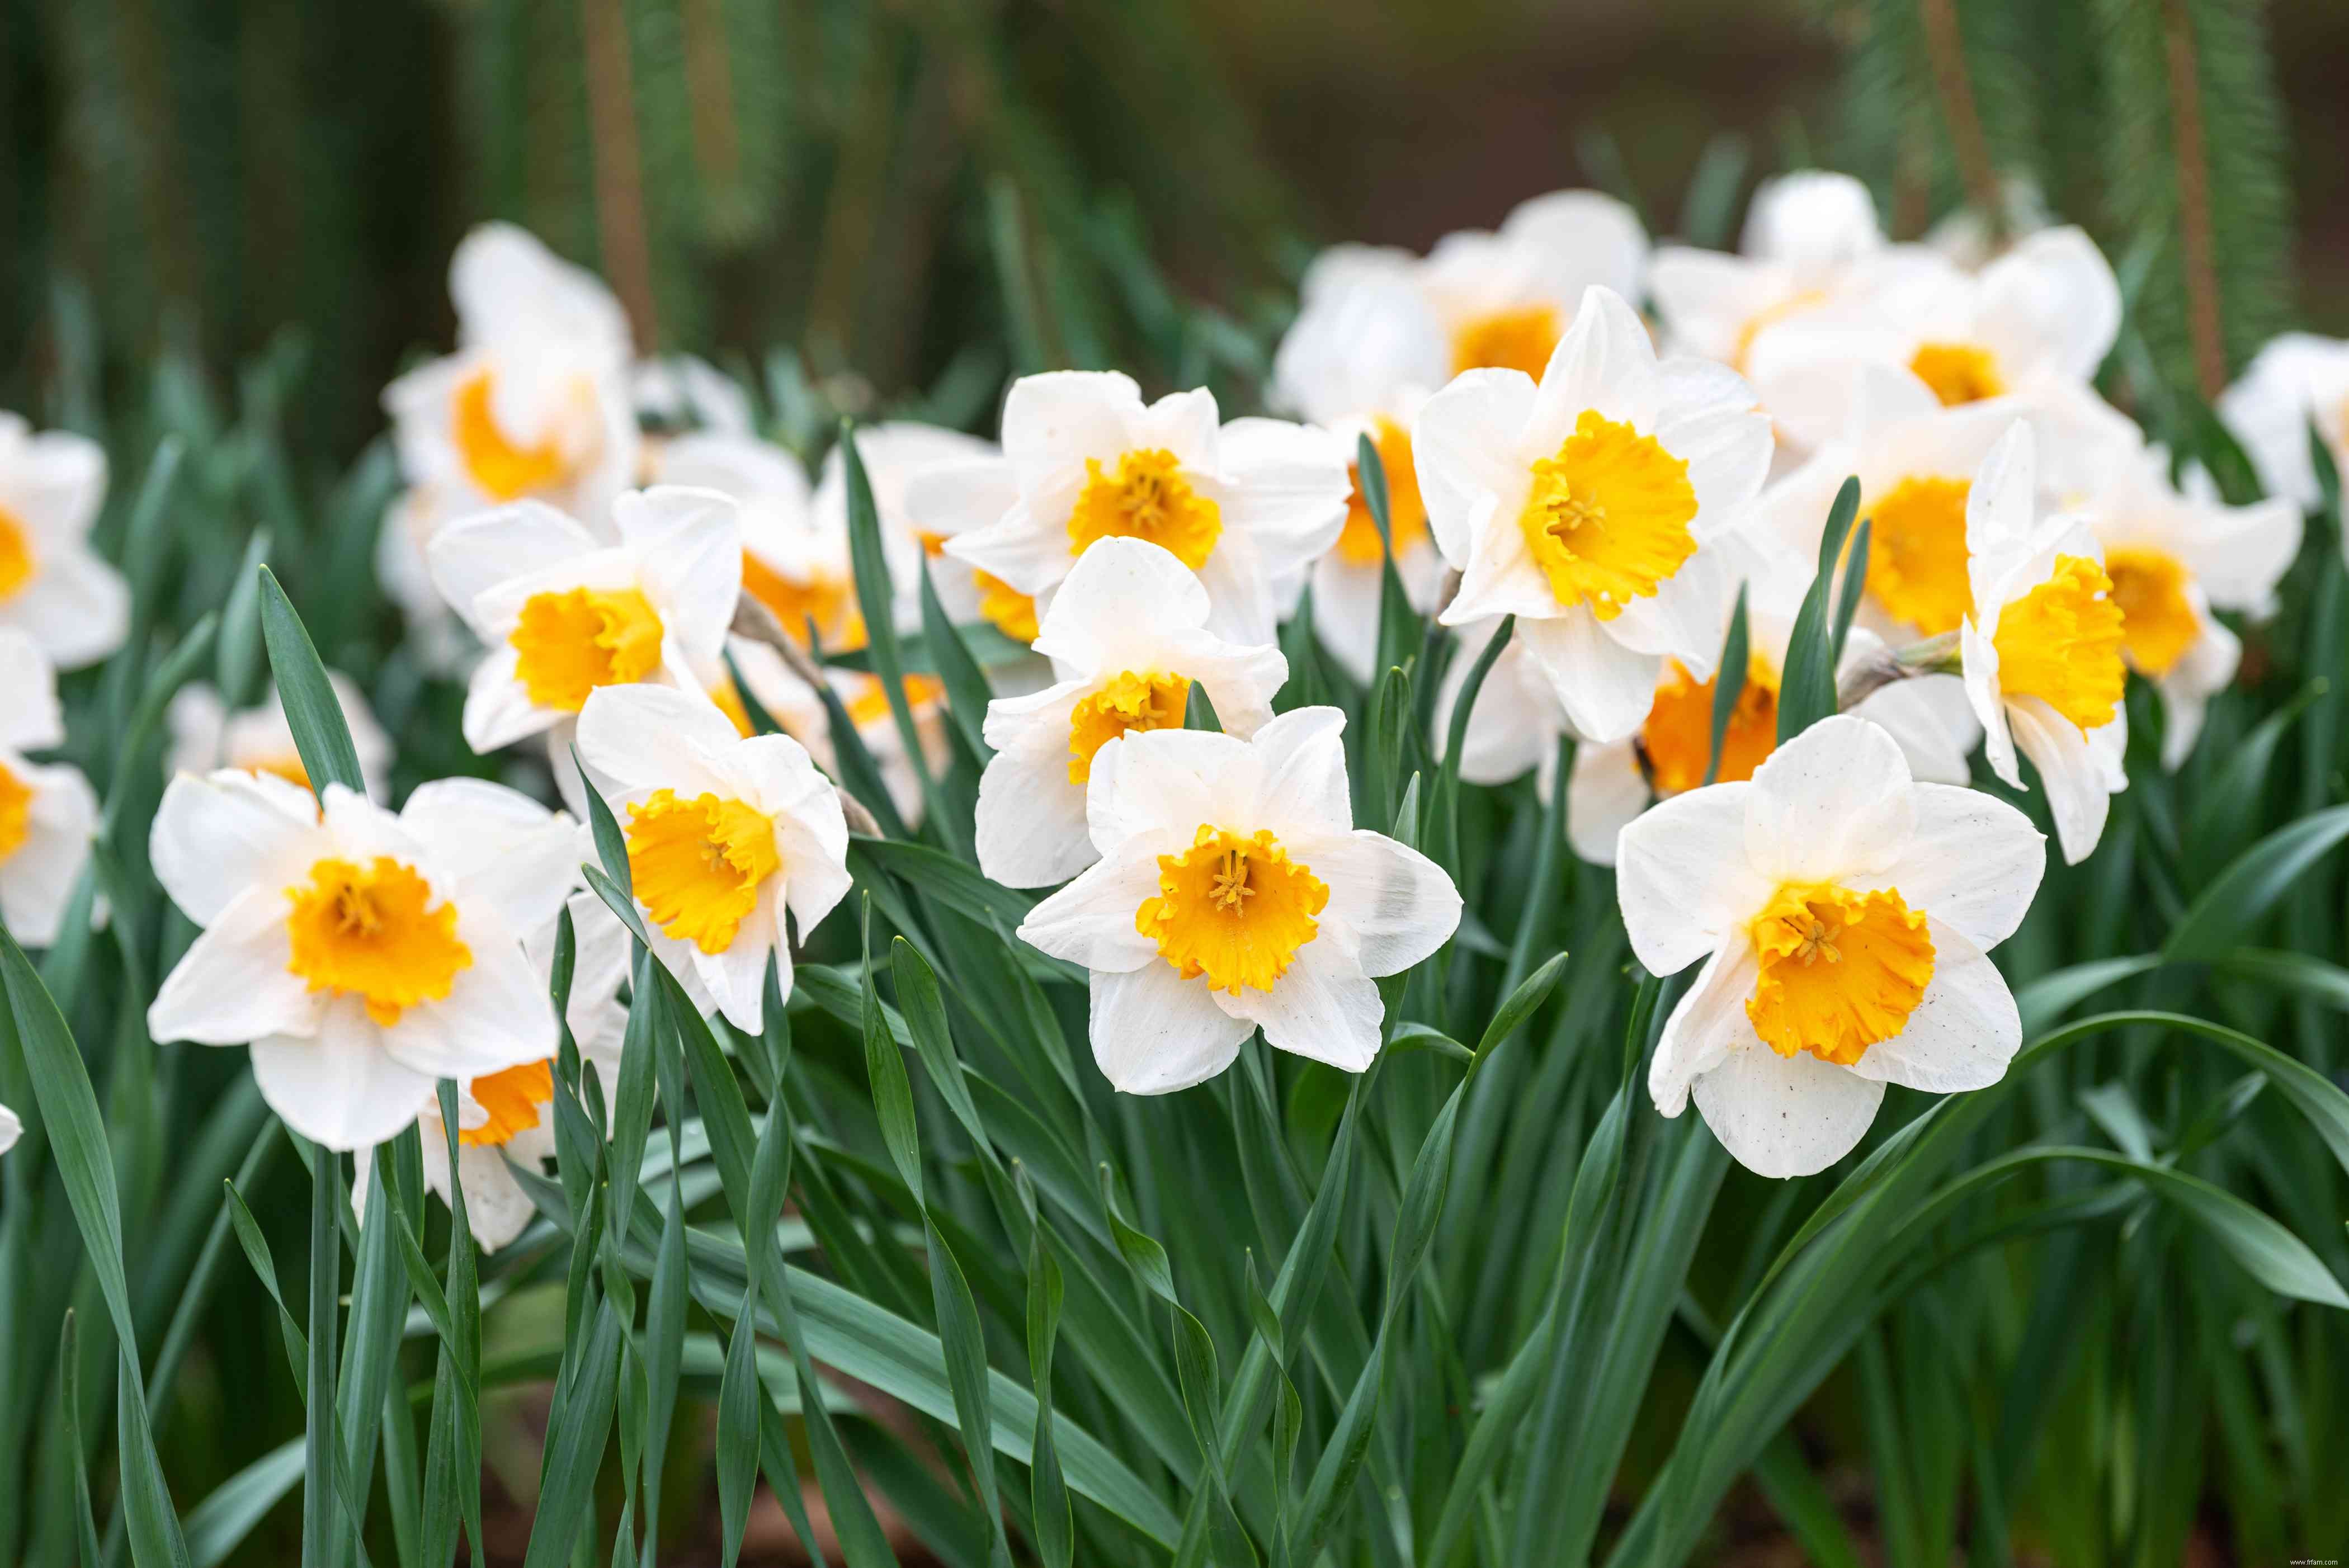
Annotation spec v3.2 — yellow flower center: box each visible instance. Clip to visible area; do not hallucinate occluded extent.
[625,788,781,955]
[0,505,34,603]
[1068,450,1222,571]
[742,550,866,653]
[1747,882,1936,1066]
[452,371,573,501]
[1452,304,1562,378]
[1135,826,1328,996]
[461,1059,555,1148]
[509,585,666,712]
[1067,670,1192,785]
[284,857,473,1027]
[1337,418,1430,567]
[1907,342,2004,408]
[1638,657,1781,796]
[1864,476,1974,635]
[0,760,32,863]
[253,754,313,791]
[1517,410,1698,621]
[1992,554,2127,733]
[1733,289,1829,375]
[974,571,1040,642]
[2103,545,2199,677]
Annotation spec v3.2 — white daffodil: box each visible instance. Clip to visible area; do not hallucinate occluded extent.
[0,413,129,670]
[1748,227,2121,451]
[1016,707,1460,1092]
[2216,333,2349,519]
[1563,600,1978,865]
[1267,251,1451,683]
[147,773,581,1150]
[917,372,1350,646]
[168,673,394,800]
[1959,423,2129,865]
[633,355,755,438]
[354,889,629,1251]
[975,539,1287,888]
[382,224,638,527]
[575,683,852,1032]
[1620,714,2043,1178]
[426,487,739,779]
[0,630,96,947]
[1413,285,1775,743]
[1421,191,1649,381]
[1648,171,1918,374]
[2074,440,2302,768]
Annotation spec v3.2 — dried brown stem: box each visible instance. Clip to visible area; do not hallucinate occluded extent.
[1916,0,2001,226]
[578,0,661,347]
[729,596,886,840]
[2161,0,2229,398]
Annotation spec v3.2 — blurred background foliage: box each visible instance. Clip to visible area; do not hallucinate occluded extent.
[4,0,2345,466]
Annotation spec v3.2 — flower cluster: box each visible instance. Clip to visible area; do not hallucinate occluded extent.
[0,172,2317,1199]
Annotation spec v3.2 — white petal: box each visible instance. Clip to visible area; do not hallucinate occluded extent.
[619,485,743,672]
[1441,499,1555,624]
[1979,227,2119,382]
[2155,616,2238,770]
[574,683,740,797]
[0,1103,20,1155]
[1086,728,1248,855]
[460,645,560,754]
[456,1147,541,1253]
[1516,612,1661,744]
[1032,537,1211,669]
[689,915,777,1034]
[1650,937,1758,1116]
[1017,840,1163,972]
[1615,781,1768,975]
[1871,782,2044,949]
[2007,698,2116,865]
[977,747,1095,889]
[1249,706,1355,838]
[1565,741,1652,865]
[1002,371,1145,481]
[1691,1042,1886,1179]
[1219,934,1385,1072]
[1743,714,1916,885]
[1528,286,1658,440]
[1846,921,2020,1093]
[1087,962,1252,1094]
[1309,555,1385,688]
[401,778,581,937]
[145,886,318,1045]
[150,770,327,928]
[1851,673,1978,786]
[383,932,555,1080]
[1,546,130,670]
[1411,370,1539,566]
[1301,829,1461,976]
[426,502,600,635]
[0,759,94,946]
[250,1002,438,1152]
[0,630,63,750]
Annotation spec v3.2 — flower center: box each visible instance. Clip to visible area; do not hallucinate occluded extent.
[509,585,666,712]
[0,761,32,863]
[1135,826,1328,995]
[0,505,34,603]
[1517,410,1698,620]
[2103,545,2198,677]
[1907,342,2004,407]
[1637,657,1781,796]
[1864,475,1974,634]
[742,550,866,653]
[1452,304,1562,378]
[1068,450,1223,570]
[1747,882,1935,1065]
[1337,418,1430,566]
[1067,670,1192,784]
[284,856,473,1027]
[974,571,1040,642]
[625,788,781,955]
[1992,554,2127,733]
[452,371,574,501]
[460,1059,555,1147]
[1733,289,1829,375]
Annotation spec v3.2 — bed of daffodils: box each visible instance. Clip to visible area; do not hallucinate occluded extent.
[4,169,2348,1566]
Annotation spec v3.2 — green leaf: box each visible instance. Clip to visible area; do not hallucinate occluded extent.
[214,528,274,707]
[918,558,998,764]
[840,421,954,843]
[259,566,366,797]
[2166,802,2349,959]
[1777,476,1860,741]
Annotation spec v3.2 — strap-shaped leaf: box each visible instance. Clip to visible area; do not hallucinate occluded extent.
[259,567,366,797]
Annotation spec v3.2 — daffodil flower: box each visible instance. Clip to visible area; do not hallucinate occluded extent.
[1016,707,1460,1092]
[2076,440,2302,767]
[915,372,1351,646]
[1621,714,2044,1178]
[1422,191,1649,380]
[1959,423,2130,865]
[0,413,129,670]
[1413,285,1775,743]
[1562,597,1978,865]
[147,773,583,1150]
[426,487,741,786]
[353,890,629,1251]
[0,630,96,948]
[574,683,853,1032]
[2216,332,2349,523]
[168,673,394,800]
[1746,226,2121,451]
[974,539,1287,889]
